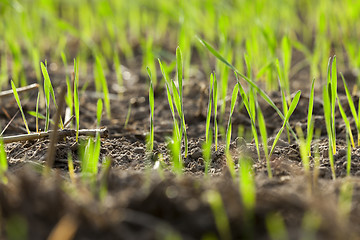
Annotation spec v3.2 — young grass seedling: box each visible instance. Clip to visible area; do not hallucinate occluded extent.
[338,181,353,222]
[341,73,360,146]
[306,78,316,156]
[224,84,239,178]
[11,80,30,134]
[159,59,183,174]
[205,190,232,240]
[257,106,273,178]
[0,139,8,184]
[236,74,260,160]
[170,123,182,174]
[97,99,103,128]
[41,62,63,131]
[200,39,298,141]
[80,136,101,184]
[269,91,301,157]
[300,211,322,240]
[265,212,288,240]
[203,73,213,175]
[206,73,214,143]
[213,73,218,151]
[225,83,239,153]
[176,47,188,158]
[73,59,80,142]
[323,57,337,179]
[239,157,255,212]
[346,131,352,177]
[94,56,111,119]
[147,67,155,152]
[35,91,40,132]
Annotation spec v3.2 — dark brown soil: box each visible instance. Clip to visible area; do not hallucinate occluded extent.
[1,53,360,239]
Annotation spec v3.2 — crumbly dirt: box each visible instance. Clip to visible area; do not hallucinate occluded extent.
[1,53,360,239]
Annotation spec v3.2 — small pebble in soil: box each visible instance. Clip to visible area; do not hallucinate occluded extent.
[133,147,145,154]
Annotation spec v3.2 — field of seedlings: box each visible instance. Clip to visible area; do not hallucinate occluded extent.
[2,0,360,239]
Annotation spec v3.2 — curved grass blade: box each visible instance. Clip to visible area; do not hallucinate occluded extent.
[270,90,301,157]
[206,73,213,142]
[147,67,155,151]
[11,80,30,134]
[257,106,272,178]
[74,59,80,142]
[225,84,239,153]
[341,73,360,145]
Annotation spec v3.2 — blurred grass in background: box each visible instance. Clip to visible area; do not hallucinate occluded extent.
[1,0,360,91]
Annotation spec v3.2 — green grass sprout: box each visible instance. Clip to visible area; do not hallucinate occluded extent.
[239,157,255,212]
[97,99,103,128]
[269,90,301,157]
[341,73,360,146]
[73,58,80,142]
[41,62,63,131]
[11,80,30,134]
[35,91,40,132]
[200,38,298,141]
[212,72,218,151]
[257,106,272,178]
[94,56,111,119]
[206,73,213,143]
[266,212,288,240]
[0,139,8,184]
[225,84,239,153]
[147,67,155,152]
[236,74,260,160]
[205,190,232,240]
[176,47,188,158]
[307,78,316,156]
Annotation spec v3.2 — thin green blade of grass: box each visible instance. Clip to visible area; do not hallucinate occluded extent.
[269,91,301,157]
[341,73,360,146]
[225,84,239,153]
[346,131,352,176]
[0,139,8,184]
[176,47,188,158]
[266,212,288,240]
[239,157,255,211]
[206,73,213,143]
[73,58,80,142]
[170,123,182,174]
[337,98,355,148]
[296,125,311,177]
[35,91,40,132]
[11,80,30,134]
[97,99,103,128]
[147,67,155,152]
[213,72,218,151]
[95,56,111,119]
[236,74,260,160]
[330,56,337,152]
[40,62,64,130]
[257,106,272,178]
[40,62,51,131]
[323,86,336,179]
[306,78,316,155]
[205,190,232,240]
[202,131,212,176]
[199,38,298,141]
